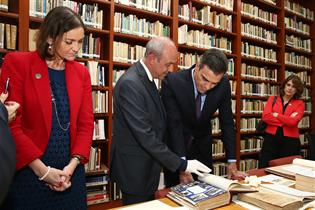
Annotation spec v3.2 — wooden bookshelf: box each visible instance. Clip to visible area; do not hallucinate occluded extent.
[0,0,314,208]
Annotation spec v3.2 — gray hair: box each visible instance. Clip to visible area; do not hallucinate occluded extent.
[144,37,175,61]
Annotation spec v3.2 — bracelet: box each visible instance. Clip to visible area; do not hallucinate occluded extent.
[39,166,51,181]
[72,156,81,165]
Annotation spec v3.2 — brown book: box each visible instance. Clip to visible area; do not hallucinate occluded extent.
[265,159,315,180]
[238,187,303,210]
[5,24,11,49]
[10,25,17,50]
[295,171,315,193]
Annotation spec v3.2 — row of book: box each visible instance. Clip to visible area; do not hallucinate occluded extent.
[241,64,277,81]
[241,42,277,63]
[86,175,109,205]
[239,158,259,171]
[0,23,17,50]
[113,41,145,64]
[85,147,102,172]
[285,71,311,86]
[0,0,8,11]
[298,116,310,129]
[285,17,310,35]
[241,23,277,44]
[285,0,314,21]
[240,136,263,153]
[93,119,106,140]
[200,0,234,11]
[285,52,312,69]
[78,34,101,59]
[29,0,103,29]
[86,61,106,86]
[115,0,171,16]
[240,99,265,114]
[178,25,232,53]
[241,2,277,26]
[240,118,265,132]
[114,12,170,38]
[241,82,279,96]
[286,34,312,52]
[178,5,232,32]
[92,91,109,113]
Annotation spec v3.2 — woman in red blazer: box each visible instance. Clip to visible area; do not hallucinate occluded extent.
[0,7,94,209]
[259,74,305,168]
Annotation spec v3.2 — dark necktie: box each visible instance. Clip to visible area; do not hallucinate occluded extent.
[196,92,202,119]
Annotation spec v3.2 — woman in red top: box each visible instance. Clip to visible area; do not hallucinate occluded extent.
[259,75,305,168]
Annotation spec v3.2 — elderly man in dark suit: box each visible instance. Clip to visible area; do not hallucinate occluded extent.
[0,92,19,204]
[110,37,211,205]
[161,49,247,187]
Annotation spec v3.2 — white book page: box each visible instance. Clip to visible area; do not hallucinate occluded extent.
[256,174,295,186]
[297,170,315,178]
[282,165,312,174]
[293,159,315,168]
[260,184,315,198]
[199,173,236,191]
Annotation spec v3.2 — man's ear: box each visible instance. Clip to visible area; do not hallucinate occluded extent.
[195,62,200,71]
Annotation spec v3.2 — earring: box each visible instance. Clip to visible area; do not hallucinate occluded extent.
[48,44,52,50]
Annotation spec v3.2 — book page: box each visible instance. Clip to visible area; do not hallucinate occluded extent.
[256,174,295,186]
[293,159,315,168]
[282,165,312,174]
[296,170,315,178]
[260,184,315,199]
[199,173,236,191]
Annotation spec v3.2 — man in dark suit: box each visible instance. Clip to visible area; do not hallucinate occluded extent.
[110,37,211,205]
[161,49,247,187]
[0,92,19,204]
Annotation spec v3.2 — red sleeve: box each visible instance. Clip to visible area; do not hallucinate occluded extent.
[71,66,94,164]
[262,96,282,126]
[277,100,305,127]
[0,53,43,170]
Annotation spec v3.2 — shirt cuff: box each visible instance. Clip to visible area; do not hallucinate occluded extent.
[227,159,237,163]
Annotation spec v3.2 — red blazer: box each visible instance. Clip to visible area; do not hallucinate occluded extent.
[262,95,304,138]
[0,51,94,170]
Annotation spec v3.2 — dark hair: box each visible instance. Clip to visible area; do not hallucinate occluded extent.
[200,48,228,74]
[36,6,85,59]
[280,74,304,99]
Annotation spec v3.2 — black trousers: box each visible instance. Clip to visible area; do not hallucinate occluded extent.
[258,128,301,168]
[122,192,154,205]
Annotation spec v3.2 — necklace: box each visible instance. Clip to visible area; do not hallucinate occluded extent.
[50,85,70,132]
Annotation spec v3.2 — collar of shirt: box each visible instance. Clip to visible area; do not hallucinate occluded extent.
[140,59,153,82]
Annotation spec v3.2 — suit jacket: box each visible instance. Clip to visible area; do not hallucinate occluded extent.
[0,103,15,204]
[161,65,236,168]
[262,95,304,138]
[110,61,181,196]
[0,51,94,170]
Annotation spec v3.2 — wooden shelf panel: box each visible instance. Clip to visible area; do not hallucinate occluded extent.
[76,57,109,65]
[92,86,110,91]
[0,48,16,54]
[0,11,19,19]
[240,95,270,100]
[85,163,109,176]
[240,151,260,157]
[113,61,133,68]
[178,19,236,38]
[213,155,226,161]
[94,113,110,118]
[285,28,312,39]
[242,35,280,49]
[241,15,279,31]
[241,77,280,85]
[241,56,281,67]
[114,32,150,45]
[177,44,236,58]
[285,64,312,72]
[285,46,313,56]
[241,113,263,117]
[114,3,172,23]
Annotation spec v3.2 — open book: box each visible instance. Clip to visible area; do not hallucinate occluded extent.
[238,183,315,210]
[167,174,257,210]
[265,158,315,180]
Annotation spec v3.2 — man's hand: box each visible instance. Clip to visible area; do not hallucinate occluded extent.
[227,163,248,180]
[179,171,194,184]
[0,92,8,103]
[185,160,211,177]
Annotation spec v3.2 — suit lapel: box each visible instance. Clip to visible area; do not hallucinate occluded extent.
[135,62,165,119]
[184,66,197,120]
[31,54,51,135]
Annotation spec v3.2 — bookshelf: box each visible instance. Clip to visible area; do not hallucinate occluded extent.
[0,0,314,208]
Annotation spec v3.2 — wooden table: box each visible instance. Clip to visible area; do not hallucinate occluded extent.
[111,197,247,209]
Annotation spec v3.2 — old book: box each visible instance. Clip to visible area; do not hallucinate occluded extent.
[266,158,315,180]
[238,187,303,210]
[10,25,17,50]
[5,24,11,49]
[167,174,257,210]
[167,180,230,210]
[295,170,315,192]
